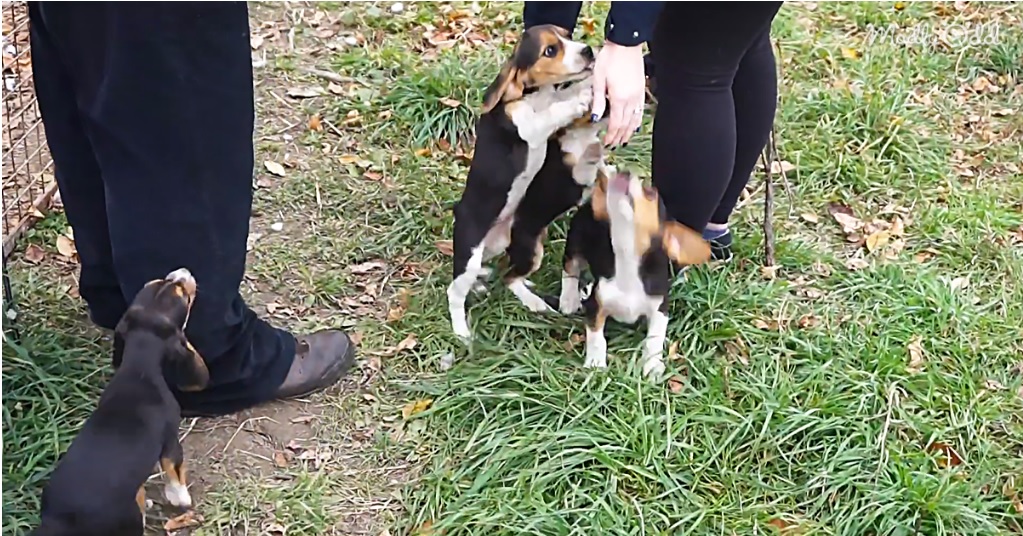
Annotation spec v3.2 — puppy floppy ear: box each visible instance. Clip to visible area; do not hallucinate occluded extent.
[662,221,712,266]
[481,59,524,114]
[164,334,210,392]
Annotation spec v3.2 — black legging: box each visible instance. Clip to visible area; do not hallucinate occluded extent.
[651,2,783,232]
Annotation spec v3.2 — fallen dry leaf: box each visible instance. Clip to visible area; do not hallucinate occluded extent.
[388,288,410,323]
[350,260,386,274]
[338,155,360,165]
[250,34,264,49]
[439,97,461,108]
[947,276,970,292]
[363,171,383,181]
[402,398,433,420]
[415,521,435,536]
[752,318,780,331]
[844,257,869,271]
[841,47,861,60]
[435,240,454,256]
[287,86,324,98]
[24,244,44,264]
[273,450,290,468]
[914,249,939,263]
[926,441,964,469]
[800,213,819,224]
[770,160,796,174]
[55,235,76,259]
[907,337,925,373]
[832,212,863,234]
[797,314,820,329]
[890,216,905,237]
[414,147,432,157]
[983,379,1005,391]
[767,517,798,533]
[309,114,323,131]
[164,511,203,532]
[290,414,316,424]
[396,333,417,352]
[865,230,891,253]
[264,161,286,177]
[327,82,345,95]
[667,375,684,394]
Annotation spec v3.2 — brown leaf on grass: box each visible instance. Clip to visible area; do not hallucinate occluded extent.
[273,450,290,468]
[800,213,819,224]
[832,212,863,235]
[439,97,461,108]
[395,333,417,352]
[164,511,203,531]
[580,17,597,36]
[309,114,323,131]
[327,82,345,95]
[907,337,925,373]
[767,517,799,533]
[24,244,44,264]
[264,161,286,177]
[350,260,386,275]
[752,318,780,331]
[402,398,433,420]
[926,441,964,469]
[840,47,861,60]
[770,160,796,174]
[415,148,432,157]
[250,34,264,50]
[387,288,410,323]
[667,376,685,394]
[865,230,891,253]
[435,240,454,256]
[983,379,1005,391]
[913,248,939,263]
[415,521,435,536]
[844,257,869,271]
[797,314,820,329]
[436,138,452,152]
[56,235,76,259]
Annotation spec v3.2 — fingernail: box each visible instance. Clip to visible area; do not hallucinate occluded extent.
[590,114,599,123]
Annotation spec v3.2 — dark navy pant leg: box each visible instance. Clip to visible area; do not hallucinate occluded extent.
[523,2,583,34]
[29,3,127,329]
[30,2,295,416]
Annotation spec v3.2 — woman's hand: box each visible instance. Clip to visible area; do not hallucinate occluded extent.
[589,40,646,147]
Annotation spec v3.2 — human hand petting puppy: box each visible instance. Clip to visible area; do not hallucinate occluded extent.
[589,41,646,147]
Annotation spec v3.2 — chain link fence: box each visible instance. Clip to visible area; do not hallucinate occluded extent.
[3,2,56,338]
[3,1,56,260]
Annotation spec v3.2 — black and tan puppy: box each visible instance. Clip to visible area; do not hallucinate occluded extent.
[448,24,609,342]
[31,268,209,536]
[559,170,711,380]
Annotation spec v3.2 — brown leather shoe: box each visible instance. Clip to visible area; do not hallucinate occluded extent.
[276,330,356,399]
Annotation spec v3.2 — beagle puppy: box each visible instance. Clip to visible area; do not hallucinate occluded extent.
[448,24,609,342]
[559,170,712,379]
[31,268,209,536]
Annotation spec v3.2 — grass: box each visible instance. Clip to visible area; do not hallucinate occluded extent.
[4,1,1023,535]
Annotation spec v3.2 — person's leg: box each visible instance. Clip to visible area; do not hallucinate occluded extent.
[704,30,779,261]
[33,2,355,417]
[523,2,583,33]
[28,4,127,329]
[650,2,782,256]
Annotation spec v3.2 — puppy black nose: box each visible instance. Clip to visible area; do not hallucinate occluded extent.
[582,46,595,61]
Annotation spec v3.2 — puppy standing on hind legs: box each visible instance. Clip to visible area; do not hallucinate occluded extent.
[448,24,598,342]
[31,268,210,536]
[560,170,712,380]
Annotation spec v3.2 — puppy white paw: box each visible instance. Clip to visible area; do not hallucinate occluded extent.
[452,322,472,342]
[559,290,581,315]
[584,329,607,369]
[584,352,607,369]
[164,482,192,509]
[470,280,489,295]
[520,293,554,313]
[643,358,666,381]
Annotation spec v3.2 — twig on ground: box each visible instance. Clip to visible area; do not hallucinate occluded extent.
[302,67,357,85]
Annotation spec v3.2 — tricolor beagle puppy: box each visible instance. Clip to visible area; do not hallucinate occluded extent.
[448,24,610,342]
[558,170,712,380]
[31,268,209,536]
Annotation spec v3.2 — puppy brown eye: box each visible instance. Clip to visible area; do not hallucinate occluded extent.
[544,45,557,58]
